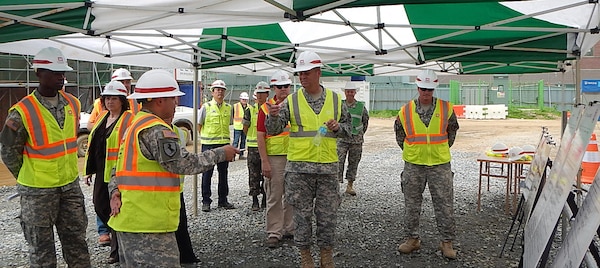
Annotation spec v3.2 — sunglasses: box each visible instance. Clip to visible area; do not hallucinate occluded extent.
[419,88,435,92]
[275,85,290,89]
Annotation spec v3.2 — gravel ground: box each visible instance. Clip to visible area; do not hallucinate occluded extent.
[0,118,563,267]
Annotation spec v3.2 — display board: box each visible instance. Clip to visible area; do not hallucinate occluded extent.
[521,127,555,222]
[523,104,600,268]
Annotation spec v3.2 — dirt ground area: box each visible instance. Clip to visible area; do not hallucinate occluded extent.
[0,117,565,186]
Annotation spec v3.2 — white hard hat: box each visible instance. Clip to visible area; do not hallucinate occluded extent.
[111,68,133,81]
[255,81,271,93]
[128,69,184,99]
[270,70,292,86]
[32,47,73,72]
[294,51,323,72]
[522,144,536,156]
[415,69,439,89]
[239,92,249,100]
[210,80,227,91]
[491,142,509,154]
[101,81,128,97]
[508,146,525,161]
[253,93,257,100]
[344,82,358,91]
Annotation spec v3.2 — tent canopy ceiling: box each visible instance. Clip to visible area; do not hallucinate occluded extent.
[0,0,598,76]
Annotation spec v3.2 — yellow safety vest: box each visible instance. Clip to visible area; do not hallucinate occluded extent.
[109,112,181,233]
[260,99,290,156]
[10,91,80,188]
[200,99,231,145]
[84,110,134,183]
[246,103,259,148]
[398,99,452,166]
[232,102,246,130]
[287,89,341,163]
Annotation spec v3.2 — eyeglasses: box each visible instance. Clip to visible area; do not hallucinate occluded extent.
[419,88,435,92]
[275,85,290,89]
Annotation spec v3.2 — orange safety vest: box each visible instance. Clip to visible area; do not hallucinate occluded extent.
[233,102,246,130]
[11,91,80,187]
[109,112,181,233]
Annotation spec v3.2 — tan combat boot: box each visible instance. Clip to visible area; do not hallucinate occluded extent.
[320,247,335,268]
[398,238,421,254]
[439,241,457,259]
[300,248,315,268]
[345,181,356,196]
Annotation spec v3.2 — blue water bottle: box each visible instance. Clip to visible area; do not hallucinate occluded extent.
[312,124,327,146]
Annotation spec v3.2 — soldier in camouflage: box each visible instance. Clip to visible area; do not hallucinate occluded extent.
[266,51,351,268]
[337,82,369,196]
[394,70,460,259]
[0,47,91,267]
[107,70,237,267]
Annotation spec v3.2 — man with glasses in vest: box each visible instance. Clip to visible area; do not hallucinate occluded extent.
[243,82,269,212]
[337,81,369,196]
[258,70,295,248]
[108,70,237,266]
[0,47,91,267]
[266,51,351,268]
[394,69,460,259]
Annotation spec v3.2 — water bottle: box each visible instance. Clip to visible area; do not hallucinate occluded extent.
[312,124,327,146]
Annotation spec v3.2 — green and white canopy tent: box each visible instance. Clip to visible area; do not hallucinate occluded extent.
[0,0,597,76]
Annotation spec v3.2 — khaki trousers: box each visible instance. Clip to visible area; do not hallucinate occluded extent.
[265,155,294,239]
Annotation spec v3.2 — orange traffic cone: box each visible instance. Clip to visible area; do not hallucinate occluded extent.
[581,133,600,184]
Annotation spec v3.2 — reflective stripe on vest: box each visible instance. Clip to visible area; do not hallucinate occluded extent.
[12,91,80,187]
[260,99,290,155]
[287,88,341,163]
[401,100,450,145]
[200,100,231,144]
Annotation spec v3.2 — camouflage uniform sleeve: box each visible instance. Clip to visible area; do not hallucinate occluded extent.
[265,99,290,135]
[0,110,26,178]
[334,103,352,138]
[394,116,406,150]
[362,106,369,133]
[139,125,226,175]
[447,112,459,148]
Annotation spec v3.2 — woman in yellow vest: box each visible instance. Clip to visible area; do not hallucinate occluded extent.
[83,80,133,264]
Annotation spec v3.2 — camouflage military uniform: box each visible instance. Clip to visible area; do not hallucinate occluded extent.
[394,97,459,242]
[0,90,91,267]
[108,109,227,267]
[266,87,351,249]
[337,100,369,182]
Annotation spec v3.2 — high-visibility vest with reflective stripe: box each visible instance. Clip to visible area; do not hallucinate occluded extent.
[246,103,259,148]
[129,99,141,114]
[260,99,290,155]
[287,89,341,163]
[172,125,187,193]
[85,110,134,183]
[11,91,80,188]
[232,102,246,130]
[398,99,452,166]
[109,112,181,233]
[346,101,365,135]
[200,100,231,145]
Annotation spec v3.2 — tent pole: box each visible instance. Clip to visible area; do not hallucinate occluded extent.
[192,63,200,216]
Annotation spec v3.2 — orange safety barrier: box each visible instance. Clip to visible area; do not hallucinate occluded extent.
[453,105,465,119]
[581,133,600,184]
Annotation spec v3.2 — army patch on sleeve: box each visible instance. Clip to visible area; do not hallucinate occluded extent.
[159,138,181,161]
[4,119,18,131]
